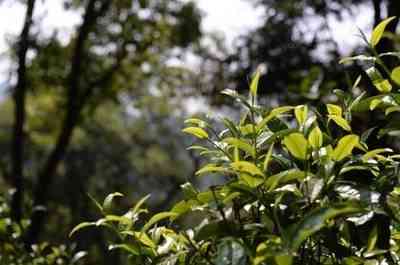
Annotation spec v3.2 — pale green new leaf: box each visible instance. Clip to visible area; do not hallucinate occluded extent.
[184,118,209,128]
[69,222,96,237]
[231,161,265,177]
[328,115,351,131]
[308,126,323,149]
[282,133,308,160]
[250,69,261,96]
[223,137,255,158]
[196,164,228,176]
[263,143,274,171]
[142,212,178,232]
[327,104,342,116]
[103,192,124,212]
[374,79,392,93]
[369,99,382,110]
[332,135,360,161]
[391,66,400,85]
[132,194,151,215]
[370,16,396,47]
[182,127,209,139]
[256,106,294,131]
[294,105,308,126]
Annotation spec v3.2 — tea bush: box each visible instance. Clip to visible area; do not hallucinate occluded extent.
[71,17,400,265]
[0,192,86,265]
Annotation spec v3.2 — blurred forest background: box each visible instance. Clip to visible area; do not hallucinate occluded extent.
[0,0,399,264]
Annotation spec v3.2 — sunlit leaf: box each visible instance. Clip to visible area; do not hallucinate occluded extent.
[339,55,376,64]
[294,105,308,126]
[391,66,400,85]
[223,137,255,158]
[282,133,308,160]
[308,126,323,149]
[250,69,261,97]
[369,99,382,110]
[370,16,396,47]
[326,104,342,116]
[142,212,178,232]
[231,161,264,177]
[328,115,351,131]
[374,79,392,93]
[332,135,360,161]
[182,127,209,139]
[196,164,228,176]
[256,106,294,131]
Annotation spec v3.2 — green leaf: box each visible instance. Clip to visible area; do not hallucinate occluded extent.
[391,66,400,85]
[142,212,178,232]
[369,98,382,110]
[182,127,209,139]
[370,16,396,47]
[288,204,362,250]
[240,173,264,188]
[263,143,274,171]
[275,255,293,265]
[339,55,376,64]
[256,106,294,131]
[87,193,103,213]
[294,105,308,126]
[332,135,360,161]
[367,225,378,251]
[385,106,400,115]
[132,194,151,215]
[328,115,351,131]
[327,104,342,116]
[374,79,392,93]
[103,192,124,212]
[250,69,261,97]
[362,148,393,161]
[69,222,96,237]
[265,169,307,191]
[109,244,139,256]
[184,118,209,128]
[230,161,265,177]
[180,182,198,200]
[308,126,323,149]
[196,164,228,176]
[282,133,308,160]
[223,137,255,158]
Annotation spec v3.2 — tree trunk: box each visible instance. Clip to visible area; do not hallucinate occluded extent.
[11,0,36,223]
[24,0,99,246]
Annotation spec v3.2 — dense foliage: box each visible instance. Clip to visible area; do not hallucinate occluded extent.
[69,18,400,264]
